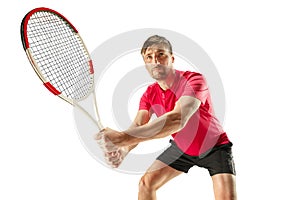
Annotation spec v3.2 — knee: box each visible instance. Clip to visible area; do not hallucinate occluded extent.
[138,174,157,192]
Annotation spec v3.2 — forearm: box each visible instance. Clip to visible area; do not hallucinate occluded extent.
[124,117,147,151]
[125,123,139,152]
[118,111,182,147]
[110,96,200,148]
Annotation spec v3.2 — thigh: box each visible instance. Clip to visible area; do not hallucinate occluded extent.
[140,160,183,190]
[199,145,236,176]
[157,140,195,173]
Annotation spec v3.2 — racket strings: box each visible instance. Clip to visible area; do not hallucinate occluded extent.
[26,11,93,100]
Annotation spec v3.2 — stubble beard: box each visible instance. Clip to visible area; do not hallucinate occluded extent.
[150,65,170,81]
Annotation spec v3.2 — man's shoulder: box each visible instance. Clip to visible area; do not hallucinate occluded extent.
[144,82,159,93]
[177,70,204,80]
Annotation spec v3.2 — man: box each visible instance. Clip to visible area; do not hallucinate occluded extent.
[95,35,237,200]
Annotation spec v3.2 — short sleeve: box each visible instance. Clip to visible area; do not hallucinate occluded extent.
[181,72,209,103]
[139,90,151,111]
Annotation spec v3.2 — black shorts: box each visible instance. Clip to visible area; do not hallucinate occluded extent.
[157,140,236,176]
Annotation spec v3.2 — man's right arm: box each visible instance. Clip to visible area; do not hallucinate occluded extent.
[104,110,150,168]
[126,109,151,151]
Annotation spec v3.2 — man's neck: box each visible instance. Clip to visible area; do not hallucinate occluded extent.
[157,69,176,90]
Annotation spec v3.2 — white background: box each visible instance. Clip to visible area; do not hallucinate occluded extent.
[1,0,300,199]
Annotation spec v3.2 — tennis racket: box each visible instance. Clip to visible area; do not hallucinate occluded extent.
[20,7,104,131]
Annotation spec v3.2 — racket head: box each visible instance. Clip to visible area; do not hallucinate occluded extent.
[20,7,95,104]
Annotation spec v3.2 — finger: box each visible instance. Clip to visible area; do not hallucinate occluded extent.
[94,129,105,140]
[104,144,119,153]
[105,151,124,168]
[96,138,105,147]
[107,149,120,157]
[105,152,121,161]
[104,151,117,159]
[110,155,121,163]
[111,158,123,168]
[96,137,115,148]
[96,136,119,153]
[105,152,120,162]
[105,157,121,168]
[106,151,118,157]
[106,158,121,168]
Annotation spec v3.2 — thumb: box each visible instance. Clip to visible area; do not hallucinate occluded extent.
[94,128,105,140]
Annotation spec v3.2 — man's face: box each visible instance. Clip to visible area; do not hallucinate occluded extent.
[142,45,174,80]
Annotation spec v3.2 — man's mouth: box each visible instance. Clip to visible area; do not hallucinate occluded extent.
[152,64,163,70]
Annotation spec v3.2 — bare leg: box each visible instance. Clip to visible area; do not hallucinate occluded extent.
[138,160,182,200]
[212,173,237,200]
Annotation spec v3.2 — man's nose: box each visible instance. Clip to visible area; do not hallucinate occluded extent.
[152,56,159,64]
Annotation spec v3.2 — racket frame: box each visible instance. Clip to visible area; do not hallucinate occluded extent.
[21,7,104,130]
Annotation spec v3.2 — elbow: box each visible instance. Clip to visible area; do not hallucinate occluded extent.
[166,112,183,131]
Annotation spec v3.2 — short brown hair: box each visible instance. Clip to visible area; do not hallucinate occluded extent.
[141,35,173,55]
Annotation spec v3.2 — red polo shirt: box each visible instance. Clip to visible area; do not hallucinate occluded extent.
[139,70,230,156]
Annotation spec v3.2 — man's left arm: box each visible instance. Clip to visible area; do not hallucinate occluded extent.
[101,96,201,148]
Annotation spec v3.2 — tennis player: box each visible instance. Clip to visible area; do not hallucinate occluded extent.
[95,35,237,200]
